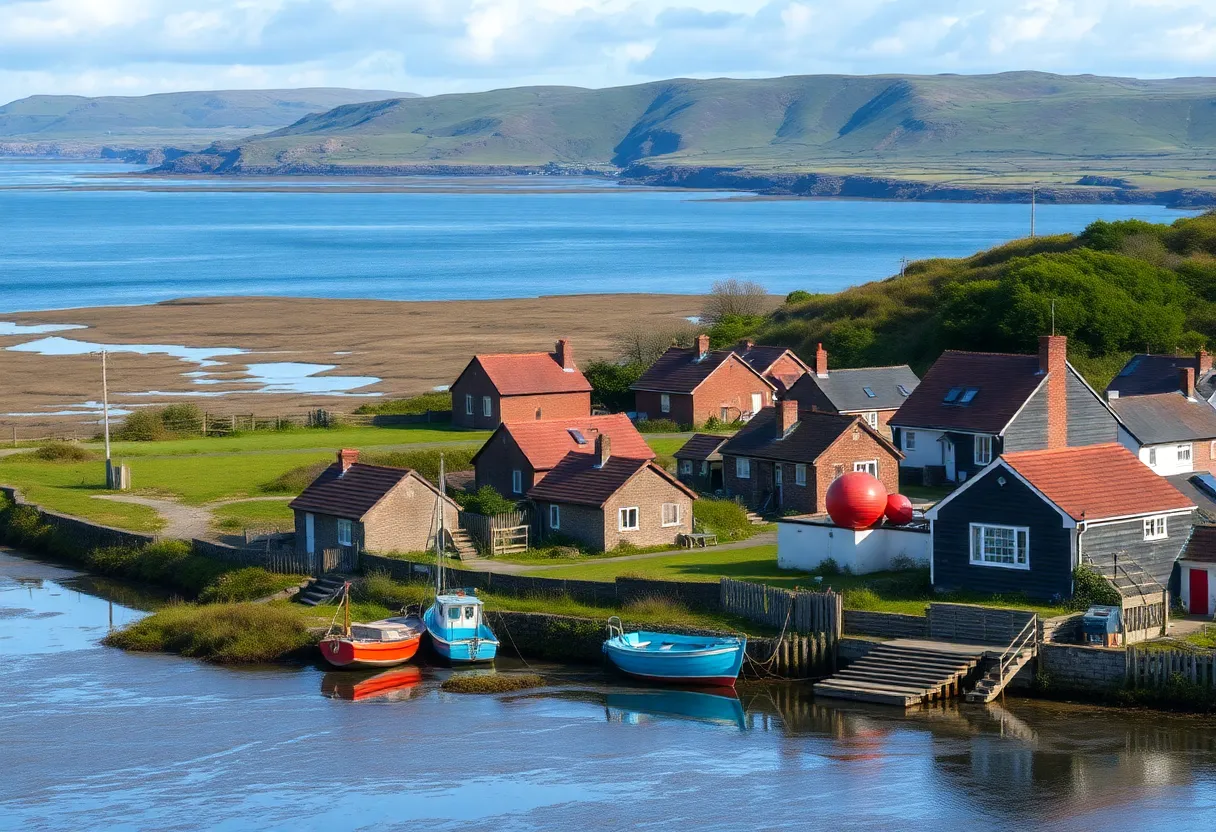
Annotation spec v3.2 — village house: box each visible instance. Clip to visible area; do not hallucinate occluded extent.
[925,444,1196,601]
[673,433,729,493]
[528,434,697,552]
[288,449,459,557]
[1105,349,1216,407]
[720,399,902,515]
[1110,371,1216,477]
[890,336,1118,484]
[450,338,591,429]
[1179,525,1216,616]
[729,339,810,393]
[630,334,775,426]
[470,413,655,499]
[784,342,919,434]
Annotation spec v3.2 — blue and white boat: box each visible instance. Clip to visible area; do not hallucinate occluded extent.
[423,592,499,663]
[603,618,746,688]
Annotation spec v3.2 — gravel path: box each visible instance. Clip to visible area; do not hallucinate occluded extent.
[91,494,292,541]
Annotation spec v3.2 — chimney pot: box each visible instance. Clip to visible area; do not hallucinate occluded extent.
[695,334,710,358]
[1180,366,1197,400]
[595,434,611,467]
[776,399,799,438]
[1039,335,1068,449]
[556,338,574,371]
[338,448,359,472]
[815,343,828,377]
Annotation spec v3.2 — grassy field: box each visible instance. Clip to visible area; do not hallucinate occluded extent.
[210,500,295,534]
[99,424,489,457]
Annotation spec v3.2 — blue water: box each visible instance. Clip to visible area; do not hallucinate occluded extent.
[0,160,1197,313]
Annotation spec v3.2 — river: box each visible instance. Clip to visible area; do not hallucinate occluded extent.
[3,548,1216,831]
[0,160,1198,313]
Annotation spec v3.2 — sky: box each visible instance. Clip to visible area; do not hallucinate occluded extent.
[2,0,1215,104]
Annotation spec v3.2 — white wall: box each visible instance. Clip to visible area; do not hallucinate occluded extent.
[1180,562,1216,616]
[1121,426,1195,476]
[777,520,932,575]
[897,428,944,469]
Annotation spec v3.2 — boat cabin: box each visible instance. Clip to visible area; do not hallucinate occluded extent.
[349,619,417,642]
[435,593,485,634]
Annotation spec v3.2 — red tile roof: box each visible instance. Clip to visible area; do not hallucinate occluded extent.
[288,463,452,520]
[475,414,655,471]
[1002,444,1194,522]
[526,453,697,507]
[467,352,592,396]
[890,351,1046,433]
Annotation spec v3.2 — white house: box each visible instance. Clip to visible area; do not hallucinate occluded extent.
[1110,383,1216,478]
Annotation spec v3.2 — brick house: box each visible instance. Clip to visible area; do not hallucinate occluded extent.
[1106,349,1216,409]
[1110,371,1216,477]
[450,338,591,429]
[784,343,920,435]
[471,413,655,499]
[730,340,810,394]
[631,334,775,426]
[289,449,460,557]
[528,435,697,552]
[890,336,1119,484]
[673,433,730,493]
[720,400,902,515]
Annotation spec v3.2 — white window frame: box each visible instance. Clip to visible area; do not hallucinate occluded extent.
[853,460,878,476]
[795,463,807,486]
[969,523,1030,570]
[337,518,353,547]
[1144,515,1168,541]
[511,469,522,494]
[863,411,878,429]
[618,506,639,531]
[735,457,751,479]
[679,459,693,476]
[660,393,671,414]
[482,395,493,418]
[904,430,916,451]
[1148,446,1158,466]
[549,504,560,530]
[661,503,681,527]
[465,393,474,415]
[1210,440,1216,459]
[974,434,993,466]
[1177,444,1192,463]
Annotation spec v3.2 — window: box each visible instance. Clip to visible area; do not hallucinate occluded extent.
[568,428,587,444]
[662,503,681,526]
[904,431,917,451]
[970,523,1029,570]
[619,507,639,531]
[795,464,807,486]
[660,393,671,414]
[465,394,474,415]
[447,606,461,620]
[700,461,708,475]
[337,519,353,547]
[863,386,876,399]
[863,411,878,429]
[549,504,560,530]
[1148,447,1158,466]
[854,460,878,476]
[897,384,912,397]
[736,457,751,479]
[482,395,492,418]
[1178,444,1192,463]
[832,464,844,479]
[464,606,475,620]
[959,388,979,404]
[1211,440,1216,459]
[1144,516,1168,541]
[511,469,522,494]
[974,435,993,465]
[943,387,962,403]
[680,459,693,476]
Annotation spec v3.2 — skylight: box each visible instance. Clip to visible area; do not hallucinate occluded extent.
[568,428,588,445]
[943,387,962,403]
[897,384,911,397]
[959,388,979,404]
[863,387,876,398]
[1119,357,1143,377]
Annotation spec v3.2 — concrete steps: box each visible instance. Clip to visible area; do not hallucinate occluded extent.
[964,649,1037,703]
[745,511,766,525]
[448,528,478,560]
[296,573,347,607]
[814,640,985,708]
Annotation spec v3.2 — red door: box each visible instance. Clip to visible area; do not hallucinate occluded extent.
[1190,568,1209,615]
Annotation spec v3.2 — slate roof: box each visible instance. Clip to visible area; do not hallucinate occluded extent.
[526,454,696,507]
[720,407,900,464]
[1001,444,1195,522]
[1181,524,1216,564]
[464,352,592,396]
[788,365,920,413]
[1106,353,1216,400]
[630,346,773,394]
[673,433,729,461]
[473,414,655,471]
[288,463,451,520]
[730,344,808,377]
[1110,392,1216,444]
[890,351,1046,433]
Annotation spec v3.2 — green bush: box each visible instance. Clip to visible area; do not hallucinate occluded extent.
[785,290,813,305]
[635,418,684,433]
[458,485,517,516]
[159,403,204,434]
[29,442,98,462]
[583,360,645,412]
[114,409,172,441]
[354,391,452,416]
[84,540,230,597]
[1070,565,1122,609]
[199,568,308,603]
[103,603,315,663]
[692,498,755,541]
[0,502,54,549]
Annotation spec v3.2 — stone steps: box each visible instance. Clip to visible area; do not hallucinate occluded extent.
[814,640,984,708]
[296,573,347,607]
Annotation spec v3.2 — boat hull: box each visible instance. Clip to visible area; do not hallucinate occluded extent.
[321,667,423,701]
[604,632,747,688]
[319,633,422,669]
[423,603,499,664]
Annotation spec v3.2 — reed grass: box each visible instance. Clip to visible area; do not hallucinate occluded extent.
[103,603,315,663]
[441,673,546,694]
[197,567,308,603]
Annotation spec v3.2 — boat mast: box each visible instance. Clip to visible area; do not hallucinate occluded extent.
[435,454,445,598]
[343,582,351,637]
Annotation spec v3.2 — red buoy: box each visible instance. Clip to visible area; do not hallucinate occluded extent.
[825,472,888,530]
[884,493,914,525]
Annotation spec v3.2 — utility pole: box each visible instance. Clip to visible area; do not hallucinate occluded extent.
[101,349,113,488]
[1030,182,1038,238]
[899,257,908,278]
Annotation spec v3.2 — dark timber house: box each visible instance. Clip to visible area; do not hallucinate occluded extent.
[925,444,1196,601]
[1106,349,1216,408]
[784,343,919,435]
[890,336,1118,484]
[673,433,730,492]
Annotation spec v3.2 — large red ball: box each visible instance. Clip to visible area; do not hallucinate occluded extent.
[885,493,914,525]
[825,472,888,530]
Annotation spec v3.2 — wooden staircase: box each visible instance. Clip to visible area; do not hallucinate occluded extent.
[964,614,1040,703]
[296,573,346,607]
[813,640,986,707]
[448,528,478,560]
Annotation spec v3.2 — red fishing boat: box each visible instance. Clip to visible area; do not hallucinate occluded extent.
[319,583,424,669]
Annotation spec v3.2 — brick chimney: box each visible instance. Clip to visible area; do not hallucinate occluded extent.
[815,343,828,378]
[775,398,799,438]
[695,334,710,358]
[1039,335,1068,449]
[1198,349,1212,376]
[337,448,359,473]
[556,338,574,371]
[742,339,754,350]
[1180,366,1197,400]
[595,434,611,468]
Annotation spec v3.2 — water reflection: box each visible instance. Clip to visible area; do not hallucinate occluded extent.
[321,667,423,702]
[605,687,746,730]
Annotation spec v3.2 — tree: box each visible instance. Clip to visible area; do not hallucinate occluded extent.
[613,321,697,366]
[701,278,770,324]
[584,360,645,411]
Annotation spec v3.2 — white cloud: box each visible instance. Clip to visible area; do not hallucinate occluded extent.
[0,0,1214,104]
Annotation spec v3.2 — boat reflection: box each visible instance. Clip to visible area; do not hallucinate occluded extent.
[321,666,424,702]
[605,686,747,730]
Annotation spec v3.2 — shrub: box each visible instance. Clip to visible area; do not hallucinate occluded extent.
[199,568,307,603]
[159,403,204,435]
[354,391,452,416]
[458,485,517,516]
[103,603,314,663]
[114,409,172,441]
[584,360,645,412]
[692,498,755,541]
[816,557,841,576]
[29,442,98,462]
[635,418,684,433]
[1,503,54,549]
[701,416,744,433]
[1070,565,1122,609]
[84,540,229,597]
[785,290,813,305]
[843,587,881,610]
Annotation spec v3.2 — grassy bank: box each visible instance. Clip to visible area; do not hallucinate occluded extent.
[103,603,318,663]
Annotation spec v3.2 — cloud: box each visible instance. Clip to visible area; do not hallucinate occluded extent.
[0,0,1214,104]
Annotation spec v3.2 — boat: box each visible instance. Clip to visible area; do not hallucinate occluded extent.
[422,455,500,664]
[606,688,747,729]
[321,667,423,701]
[602,617,746,688]
[318,583,424,669]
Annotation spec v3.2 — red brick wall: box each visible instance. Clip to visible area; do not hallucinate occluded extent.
[452,359,589,428]
[766,354,806,388]
[691,359,772,426]
[813,426,900,514]
[473,431,536,498]
[1041,335,1068,449]
[499,392,590,423]
[1193,440,1216,474]
[451,361,501,429]
[634,390,695,425]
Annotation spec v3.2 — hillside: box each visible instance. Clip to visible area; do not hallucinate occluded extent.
[149,72,1216,201]
[751,210,1216,390]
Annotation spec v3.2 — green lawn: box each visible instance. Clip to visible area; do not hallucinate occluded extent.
[643,435,694,457]
[210,500,295,534]
[93,424,489,457]
[0,460,162,531]
[533,544,814,585]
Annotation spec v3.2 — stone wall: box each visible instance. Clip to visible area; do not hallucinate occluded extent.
[1037,643,1127,690]
[1039,613,1083,644]
[843,609,929,639]
[837,636,882,664]
[0,485,155,551]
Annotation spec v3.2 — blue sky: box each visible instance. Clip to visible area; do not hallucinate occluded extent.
[1,0,1214,103]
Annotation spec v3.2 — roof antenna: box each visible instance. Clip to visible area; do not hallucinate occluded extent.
[1050,299,1056,337]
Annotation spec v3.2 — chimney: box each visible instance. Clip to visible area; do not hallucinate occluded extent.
[595,434,611,467]
[337,448,359,473]
[695,334,710,358]
[776,398,799,438]
[815,343,828,378]
[1198,349,1212,376]
[742,339,754,350]
[1039,335,1068,449]
[1180,366,1197,400]
[556,338,574,371]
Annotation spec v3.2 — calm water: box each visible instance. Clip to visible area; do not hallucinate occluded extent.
[0,160,1197,313]
[3,548,1216,831]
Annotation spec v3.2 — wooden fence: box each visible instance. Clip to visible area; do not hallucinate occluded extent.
[1126,646,1216,689]
[720,578,841,641]
[1122,590,1170,644]
[192,540,314,575]
[459,510,530,556]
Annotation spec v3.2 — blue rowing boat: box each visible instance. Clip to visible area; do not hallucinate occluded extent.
[602,618,746,687]
[424,592,499,664]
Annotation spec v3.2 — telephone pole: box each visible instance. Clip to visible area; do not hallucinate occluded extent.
[1030,182,1039,238]
[899,257,908,278]
[101,350,113,487]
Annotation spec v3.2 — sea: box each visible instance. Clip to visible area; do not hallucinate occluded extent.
[0,159,1199,313]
